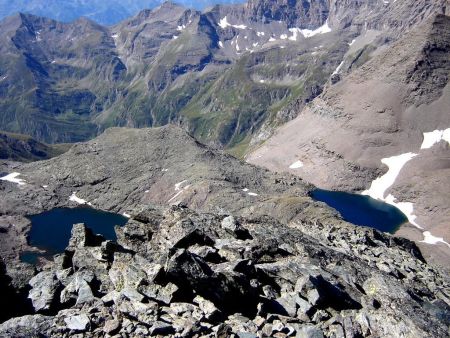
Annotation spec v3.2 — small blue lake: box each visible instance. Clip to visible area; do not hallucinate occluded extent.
[311,189,407,233]
[22,207,128,264]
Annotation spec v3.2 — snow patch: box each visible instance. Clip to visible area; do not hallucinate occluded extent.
[69,192,92,206]
[218,41,224,48]
[123,213,131,218]
[300,20,332,38]
[289,160,304,169]
[348,39,356,46]
[172,35,178,40]
[175,180,188,191]
[218,16,247,30]
[169,180,190,203]
[252,42,259,47]
[269,37,276,42]
[288,28,301,41]
[420,128,450,149]
[0,75,7,81]
[248,192,258,196]
[177,25,186,31]
[332,61,344,76]
[111,33,119,39]
[362,152,417,200]
[0,172,26,185]
[242,188,249,192]
[384,194,422,229]
[421,231,450,247]
[280,34,288,40]
[362,152,422,228]
[259,79,265,83]
[257,31,265,37]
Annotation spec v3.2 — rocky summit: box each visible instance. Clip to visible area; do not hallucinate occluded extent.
[0,126,449,337]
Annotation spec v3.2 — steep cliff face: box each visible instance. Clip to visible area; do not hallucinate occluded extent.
[245,0,329,28]
[328,0,448,33]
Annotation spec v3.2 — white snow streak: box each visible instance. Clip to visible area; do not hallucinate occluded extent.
[362,153,417,200]
[348,39,356,46]
[288,28,301,41]
[69,192,92,206]
[300,20,331,38]
[362,152,422,228]
[218,16,247,30]
[248,192,258,196]
[123,213,131,218]
[218,41,224,48]
[332,61,344,75]
[421,231,450,247]
[0,172,26,185]
[169,180,190,203]
[175,180,188,191]
[420,128,450,149]
[289,160,304,169]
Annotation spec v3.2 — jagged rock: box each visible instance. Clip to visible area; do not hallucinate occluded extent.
[139,282,179,305]
[67,223,103,250]
[296,325,324,338]
[149,321,175,335]
[194,295,221,320]
[28,271,62,312]
[64,313,90,331]
[1,200,449,337]
[60,270,95,305]
[121,287,145,303]
[103,319,121,335]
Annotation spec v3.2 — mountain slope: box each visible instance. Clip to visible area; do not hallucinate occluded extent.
[0,1,347,147]
[0,131,69,162]
[247,14,450,268]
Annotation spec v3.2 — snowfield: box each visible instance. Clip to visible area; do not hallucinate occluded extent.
[0,172,26,185]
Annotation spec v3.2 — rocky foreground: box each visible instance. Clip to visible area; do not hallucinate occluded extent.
[1,204,449,337]
[0,126,449,337]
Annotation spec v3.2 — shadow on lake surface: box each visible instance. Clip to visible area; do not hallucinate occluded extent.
[311,189,407,233]
[22,207,128,263]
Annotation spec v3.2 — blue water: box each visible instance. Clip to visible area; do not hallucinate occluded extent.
[311,189,407,233]
[25,207,128,260]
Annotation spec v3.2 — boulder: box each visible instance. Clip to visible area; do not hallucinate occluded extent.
[28,271,62,312]
[64,313,90,331]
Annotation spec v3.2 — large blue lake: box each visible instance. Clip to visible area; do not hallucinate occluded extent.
[311,189,407,233]
[22,207,128,264]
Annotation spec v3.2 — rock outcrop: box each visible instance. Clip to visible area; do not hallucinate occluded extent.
[1,205,448,337]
